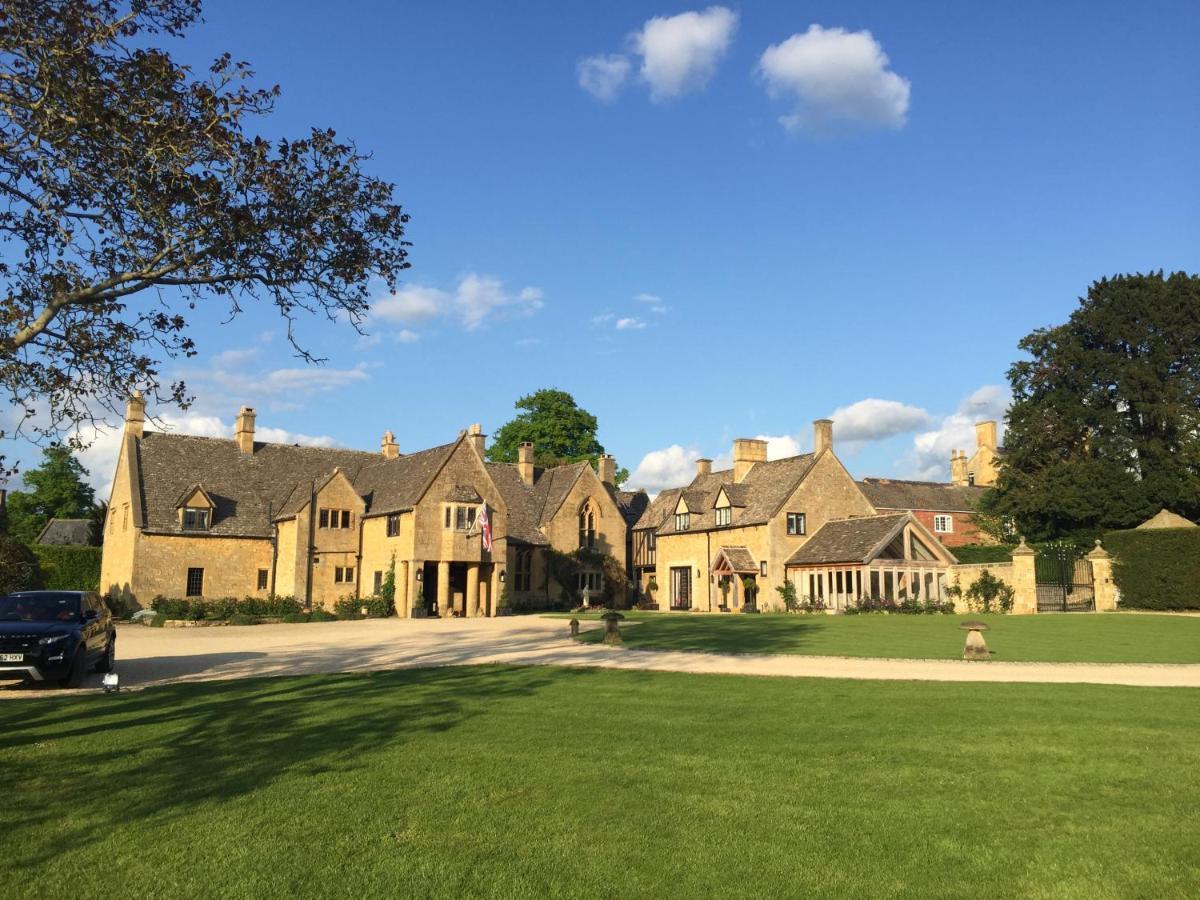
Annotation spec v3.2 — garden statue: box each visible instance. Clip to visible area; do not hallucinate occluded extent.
[960,620,991,661]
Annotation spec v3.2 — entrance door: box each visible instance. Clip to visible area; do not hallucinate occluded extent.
[670,566,692,610]
[422,561,438,616]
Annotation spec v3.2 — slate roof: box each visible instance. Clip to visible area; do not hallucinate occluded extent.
[714,545,758,573]
[137,433,380,537]
[632,487,683,532]
[784,514,910,566]
[613,488,650,528]
[653,454,819,536]
[858,478,986,513]
[35,518,92,545]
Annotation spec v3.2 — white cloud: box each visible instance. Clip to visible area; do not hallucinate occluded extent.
[828,398,931,443]
[591,312,615,326]
[754,433,803,460]
[370,274,543,336]
[903,385,1011,481]
[578,54,631,102]
[211,347,260,367]
[628,444,703,493]
[636,292,670,313]
[394,329,420,344]
[633,6,738,101]
[757,24,910,132]
[616,317,647,330]
[372,284,445,324]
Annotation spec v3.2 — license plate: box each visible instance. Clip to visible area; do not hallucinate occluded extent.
[0,654,24,663]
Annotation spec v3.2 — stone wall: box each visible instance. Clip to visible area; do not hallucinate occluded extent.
[947,562,1017,614]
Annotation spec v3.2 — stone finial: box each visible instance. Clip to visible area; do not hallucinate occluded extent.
[1086,538,1111,560]
[1011,537,1035,556]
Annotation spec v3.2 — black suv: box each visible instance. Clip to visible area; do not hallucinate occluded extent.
[0,591,116,688]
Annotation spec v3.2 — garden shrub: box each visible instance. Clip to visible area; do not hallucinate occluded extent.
[333,596,364,620]
[776,579,801,612]
[228,613,257,626]
[32,545,101,591]
[963,569,1014,613]
[1105,527,1200,610]
[309,608,337,622]
[0,534,42,594]
[362,594,394,618]
[951,544,1015,565]
[150,594,303,621]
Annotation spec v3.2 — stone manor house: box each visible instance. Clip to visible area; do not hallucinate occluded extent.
[100,394,645,615]
[101,395,999,615]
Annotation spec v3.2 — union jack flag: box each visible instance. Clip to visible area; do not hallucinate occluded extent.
[479,502,493,552]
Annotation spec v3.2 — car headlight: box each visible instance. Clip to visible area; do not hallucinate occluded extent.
[38,634,69,645]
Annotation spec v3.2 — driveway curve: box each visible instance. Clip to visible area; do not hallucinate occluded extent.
[4,615,1200,696]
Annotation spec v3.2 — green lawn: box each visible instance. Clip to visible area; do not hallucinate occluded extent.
[574,612,1200,663]
[3,666,1198,897]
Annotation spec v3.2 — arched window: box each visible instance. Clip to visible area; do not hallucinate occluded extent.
[578,502,596,549]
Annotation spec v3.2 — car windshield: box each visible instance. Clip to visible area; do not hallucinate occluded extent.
[0,593,81,623]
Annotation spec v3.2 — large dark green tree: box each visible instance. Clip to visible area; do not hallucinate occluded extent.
[487,389,629,485]
[987,271,1200,541]
[4,446,96,544]
[0,1,412,475]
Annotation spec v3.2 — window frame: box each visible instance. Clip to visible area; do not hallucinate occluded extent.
[933,514,953,534]
[714,507,731,527]
[670,566,692,610]
[182,507,209,531]
[514,549,533,592]
[256,569,269,591]
[787,512,807,536]
[675,512,690,532]
[386,514,401,537]
[185,567,204,598]
[334,565,355,584]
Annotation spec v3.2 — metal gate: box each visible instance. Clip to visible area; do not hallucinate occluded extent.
[1035,544,1095,612]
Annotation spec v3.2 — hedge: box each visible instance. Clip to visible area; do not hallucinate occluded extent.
[32,545,102,592]
[1105,527,1200,610]
[950,544,1014,565]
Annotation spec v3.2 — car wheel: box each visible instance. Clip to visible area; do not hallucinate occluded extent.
[94,636,115,674]
[59,648,86,689]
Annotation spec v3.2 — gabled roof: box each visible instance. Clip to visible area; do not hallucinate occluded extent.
[783,513,958,567]
[137,432,379,537]
[610,487,650,528]
[1136,509,1197,530]
[712,545,758,574]
[654,453,819,536]
[35,518,91,546]
[858,478,986,513]
[632,487,683,532]
[484,460,617,547]
[173,483,216,509]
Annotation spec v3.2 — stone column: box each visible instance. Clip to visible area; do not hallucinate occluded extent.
[466,563,480,617]
[399,561,410,618]
[437,560,450,617]
[1010,538,1038,614]
[490,562,503,617]
[1087,540,1118,611]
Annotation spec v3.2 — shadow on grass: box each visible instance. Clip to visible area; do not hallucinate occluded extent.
[0,664,598,872]
[578,614,836,654]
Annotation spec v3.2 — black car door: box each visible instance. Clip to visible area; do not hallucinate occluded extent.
[82,593,103,660]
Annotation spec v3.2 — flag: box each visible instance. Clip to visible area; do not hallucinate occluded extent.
[479,503,492,552]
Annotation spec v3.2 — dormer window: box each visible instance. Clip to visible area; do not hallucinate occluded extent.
[715,507,732,527]
[182,508,209,531]
[675,512,690,531]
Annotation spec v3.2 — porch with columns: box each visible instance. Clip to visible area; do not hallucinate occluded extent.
[789,560,949,611]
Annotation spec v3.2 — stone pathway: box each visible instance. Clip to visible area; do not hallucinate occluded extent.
[3,615,1199,697]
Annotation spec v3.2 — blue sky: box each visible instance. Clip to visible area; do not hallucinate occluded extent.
[5,1,1199,494]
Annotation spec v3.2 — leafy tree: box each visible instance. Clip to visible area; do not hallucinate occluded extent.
[4,447,96,544]
[990,272,1199,541]
[0,534,42,593]
[487,389,629,485]
[0,1,412,474]
[87,501,108,547]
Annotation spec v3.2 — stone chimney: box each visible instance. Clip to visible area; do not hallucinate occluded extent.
[950,449,968,486]
[381,430,399,459]
[597,454,615,485]
[696,458,712,477]
[813,419,834,456]
[732,438,768,484]
[467,423,486,457]
[124,390,145,438]
[234,406,256,454]
[518,441,535,486]
[976,420,998,451]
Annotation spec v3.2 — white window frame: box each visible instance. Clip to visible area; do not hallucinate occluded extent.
[714,507,731,527]
[933,515,953,534]
[675,513,690,531]
[787,512,806,536]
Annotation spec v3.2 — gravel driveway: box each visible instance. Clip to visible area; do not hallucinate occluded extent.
[3,615,1199,696]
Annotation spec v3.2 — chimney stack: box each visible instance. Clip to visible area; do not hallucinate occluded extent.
[597,454,615,485]
[125,390,145,438]
[381,431,399,459]
[518,441,535,486]
[975,420,997,451]
[696,458,712,477]
[732,438,768,484]
[467,423,486,457]
[813,419,833,456]
[235,406,256,454]
[950,449,968,486]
